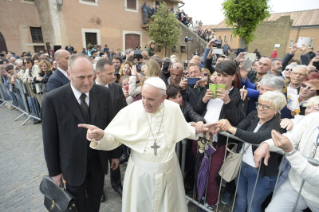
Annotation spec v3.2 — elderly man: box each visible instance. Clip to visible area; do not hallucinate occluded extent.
[161,60,184,85]
[241,74,293,118]
[42,54,121,212]
[47,49,71,91]
[268,58,283,77]
[79,77,209,212]
[283,65,308,95]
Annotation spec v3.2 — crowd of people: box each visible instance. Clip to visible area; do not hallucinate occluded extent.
[1,36,319,212]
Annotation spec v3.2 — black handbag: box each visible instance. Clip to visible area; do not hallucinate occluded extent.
[39,175,78,212]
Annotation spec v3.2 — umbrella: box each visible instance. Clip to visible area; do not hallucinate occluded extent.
[197,144,216,201]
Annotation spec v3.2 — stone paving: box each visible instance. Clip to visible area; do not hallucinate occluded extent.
[0,106,234,212]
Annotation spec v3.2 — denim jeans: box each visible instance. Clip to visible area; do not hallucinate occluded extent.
[235,162,276,212]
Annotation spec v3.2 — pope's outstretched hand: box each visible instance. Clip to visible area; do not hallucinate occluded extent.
[78,124,104,142]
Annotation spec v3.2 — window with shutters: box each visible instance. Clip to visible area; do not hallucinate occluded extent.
[79,0,98,6]
[30,27,44,43]
[125,34,140,50]
[125,0,138,12]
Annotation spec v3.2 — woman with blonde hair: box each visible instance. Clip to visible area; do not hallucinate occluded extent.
[35,59,53,85]
[119,61,133,76]
[128,59,161,102]
[145,40,156,57]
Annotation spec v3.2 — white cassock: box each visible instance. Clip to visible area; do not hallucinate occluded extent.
[90,99,198,212]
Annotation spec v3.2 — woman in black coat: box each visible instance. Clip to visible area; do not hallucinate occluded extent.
[210,90,287,212]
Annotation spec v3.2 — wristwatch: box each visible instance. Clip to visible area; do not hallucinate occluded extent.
[284,149,297,157]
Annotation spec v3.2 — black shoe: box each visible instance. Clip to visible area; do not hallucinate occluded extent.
[113,187,123,197]
[119,155,128,164]
[100,191,106,203]
[33,119,41,124]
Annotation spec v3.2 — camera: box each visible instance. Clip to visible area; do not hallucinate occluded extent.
[184,36,193,43]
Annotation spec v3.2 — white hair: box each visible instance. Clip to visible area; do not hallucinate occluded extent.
[258,91,286,110]
[303,96,319,107]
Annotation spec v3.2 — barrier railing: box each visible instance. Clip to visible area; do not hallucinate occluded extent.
[178,131,319,212]
[0,77,44,125]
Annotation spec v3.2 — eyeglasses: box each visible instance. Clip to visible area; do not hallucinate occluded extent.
[285,68,292,71]
[291,72,306,77]
[25,62,31,64]
[171,65,183,71]
[255,102,274,110]
[301,83,315,91]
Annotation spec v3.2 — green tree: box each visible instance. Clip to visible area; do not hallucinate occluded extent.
[222,0,271,48]
[148,2,181,56]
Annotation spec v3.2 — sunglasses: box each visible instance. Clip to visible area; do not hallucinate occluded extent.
[171,65,183,71]
[285,68,292,71]
[301,83,315,91]
[255,102,274,110]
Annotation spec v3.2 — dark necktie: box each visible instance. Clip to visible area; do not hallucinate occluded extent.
[80,93,88,114]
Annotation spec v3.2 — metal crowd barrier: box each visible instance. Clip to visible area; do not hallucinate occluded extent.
[176,131,319,212]
[0,77,47,125]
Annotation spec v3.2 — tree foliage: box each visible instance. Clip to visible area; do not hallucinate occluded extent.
[148,2,181,54]
[222,0,271,47]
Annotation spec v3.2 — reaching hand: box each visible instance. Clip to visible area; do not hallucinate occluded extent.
[254,142,271,167]
[290,43,298,54]
[131,65,138,76]
[78,124,104,141]
[240,88,248,101]
[280,118,294,131]
[207,39,216,48]
[300,44,307,54]
[271,130,294,152]
[203,123,221,134]
[217,119,231,131]
[236,52,246,63]
[207,48,215,59]
[239,65,250,82]
[194,77,207,88]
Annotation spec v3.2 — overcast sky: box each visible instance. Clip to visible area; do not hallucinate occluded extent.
[180,0,319,25]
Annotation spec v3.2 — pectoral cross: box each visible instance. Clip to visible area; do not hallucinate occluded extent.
[151,142,160,155]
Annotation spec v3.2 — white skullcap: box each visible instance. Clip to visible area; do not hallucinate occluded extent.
[144,77,166,91]
[170,55,177,59]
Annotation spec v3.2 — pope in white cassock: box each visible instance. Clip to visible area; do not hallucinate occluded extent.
[79,77,210,212]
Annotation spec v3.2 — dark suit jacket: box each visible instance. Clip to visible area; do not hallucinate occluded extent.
[47,69,70,91]
[42,83,122,186]
[108,83,127,114]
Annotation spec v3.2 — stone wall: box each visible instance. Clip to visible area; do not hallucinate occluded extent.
[247,16,293,59]
[173,22,208,63]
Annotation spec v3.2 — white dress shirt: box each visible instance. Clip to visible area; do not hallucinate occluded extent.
[70,84,90,106]
[95,80,109,88]
[58,67,68,78]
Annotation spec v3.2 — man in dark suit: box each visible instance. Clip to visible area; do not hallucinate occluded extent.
[42,54,121,212]
[95,58,127,201]
[47,49,71,91]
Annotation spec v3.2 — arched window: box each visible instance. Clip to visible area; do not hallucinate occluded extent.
[224,35,227,42]
[230,35,233,43]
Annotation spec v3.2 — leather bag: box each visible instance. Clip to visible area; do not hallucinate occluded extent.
[39,175,78,212]
[219,143,250,182]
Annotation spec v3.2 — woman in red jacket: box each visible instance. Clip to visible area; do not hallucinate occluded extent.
[271,49,278,58]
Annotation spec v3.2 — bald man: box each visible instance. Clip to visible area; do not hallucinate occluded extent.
[247,57,272,83]
[169,62,185,85]
[47,49,71,91]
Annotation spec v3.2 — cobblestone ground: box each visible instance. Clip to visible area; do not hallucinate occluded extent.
[0,107,234,212]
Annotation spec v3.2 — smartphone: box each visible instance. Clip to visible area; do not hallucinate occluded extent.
[297,37,310,48]
[212,49,223,55]
[133,50,143,59]
[242,57,254,71]
[187,78,199,85]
